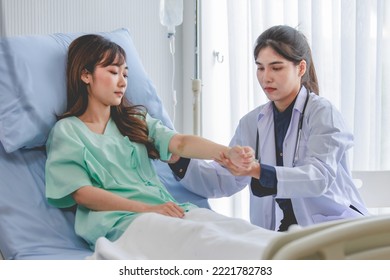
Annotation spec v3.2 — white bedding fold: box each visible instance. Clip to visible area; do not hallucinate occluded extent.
[88,208,280,260]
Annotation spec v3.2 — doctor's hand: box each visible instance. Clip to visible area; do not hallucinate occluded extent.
[223,145,255,169]
[216,150,260,178]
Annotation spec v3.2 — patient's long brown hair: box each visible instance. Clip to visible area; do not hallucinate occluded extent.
[60,34,160,159]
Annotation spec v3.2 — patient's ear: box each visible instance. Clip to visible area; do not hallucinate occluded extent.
[81,69,90,84]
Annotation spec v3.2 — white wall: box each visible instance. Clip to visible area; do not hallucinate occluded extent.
[0,0,187,132]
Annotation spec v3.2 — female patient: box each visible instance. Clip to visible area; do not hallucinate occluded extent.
[45,34,278,259]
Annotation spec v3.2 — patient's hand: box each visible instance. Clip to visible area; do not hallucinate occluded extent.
[224,146,255,169]
[216,148,260,178]
[147,202,185,218]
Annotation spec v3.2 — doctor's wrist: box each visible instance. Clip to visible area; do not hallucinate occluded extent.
[250,160,261,179]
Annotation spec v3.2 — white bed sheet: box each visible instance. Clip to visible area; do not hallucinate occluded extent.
[88,208,280,260]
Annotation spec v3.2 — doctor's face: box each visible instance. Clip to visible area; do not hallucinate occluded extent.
[256,46,305,112]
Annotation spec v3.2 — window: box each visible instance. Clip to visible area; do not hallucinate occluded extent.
[199,0,390,219]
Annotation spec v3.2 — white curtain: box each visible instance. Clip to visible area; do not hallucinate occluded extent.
[200,0,390,219]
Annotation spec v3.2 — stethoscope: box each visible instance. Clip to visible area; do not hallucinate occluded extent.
[255,88,310,167]
[292,88,310,166]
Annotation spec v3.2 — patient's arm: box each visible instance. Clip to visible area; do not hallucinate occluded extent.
[72,186,185,218]
[168,134,254,168]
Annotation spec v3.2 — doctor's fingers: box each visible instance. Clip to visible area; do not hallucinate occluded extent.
[216,151,230,165]
[230,145,254,156]
[240,146,255,163]
[218,154,251,176]
[232,146,255,161]
[224,153,254,169]
[227,148,253,167]
[242,146,255,156]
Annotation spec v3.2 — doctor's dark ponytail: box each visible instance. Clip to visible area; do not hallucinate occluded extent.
[254,25,319,95]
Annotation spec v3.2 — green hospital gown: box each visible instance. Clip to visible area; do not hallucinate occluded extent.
[45,115,197,249]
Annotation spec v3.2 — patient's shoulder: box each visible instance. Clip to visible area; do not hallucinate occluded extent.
[49,116,86,142]
[53,116,82,131]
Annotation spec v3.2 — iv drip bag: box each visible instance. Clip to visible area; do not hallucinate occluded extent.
[160,0,183,35]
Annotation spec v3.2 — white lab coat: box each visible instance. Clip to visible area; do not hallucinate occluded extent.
[180,86,369,230]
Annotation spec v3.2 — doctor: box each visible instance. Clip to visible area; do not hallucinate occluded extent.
[169,25,369,231]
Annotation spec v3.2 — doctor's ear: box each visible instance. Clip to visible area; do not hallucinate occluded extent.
[298,60,307,77]
[81,69,91,85]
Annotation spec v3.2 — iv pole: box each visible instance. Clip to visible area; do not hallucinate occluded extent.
[192,0,201,135]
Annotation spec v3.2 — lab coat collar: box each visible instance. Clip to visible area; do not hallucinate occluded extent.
[293,85,310,115]
[257,101,273,122]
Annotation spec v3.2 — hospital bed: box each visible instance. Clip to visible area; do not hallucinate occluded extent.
[1,28,389,260]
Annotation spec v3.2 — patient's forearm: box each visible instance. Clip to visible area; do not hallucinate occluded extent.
[169,134,228,160]
[72,185,150,213]
[168,134,254,169]
[72,186,184,217]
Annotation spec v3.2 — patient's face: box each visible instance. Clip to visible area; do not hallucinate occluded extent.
[255,46,303,112]
[86,60,129,108]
